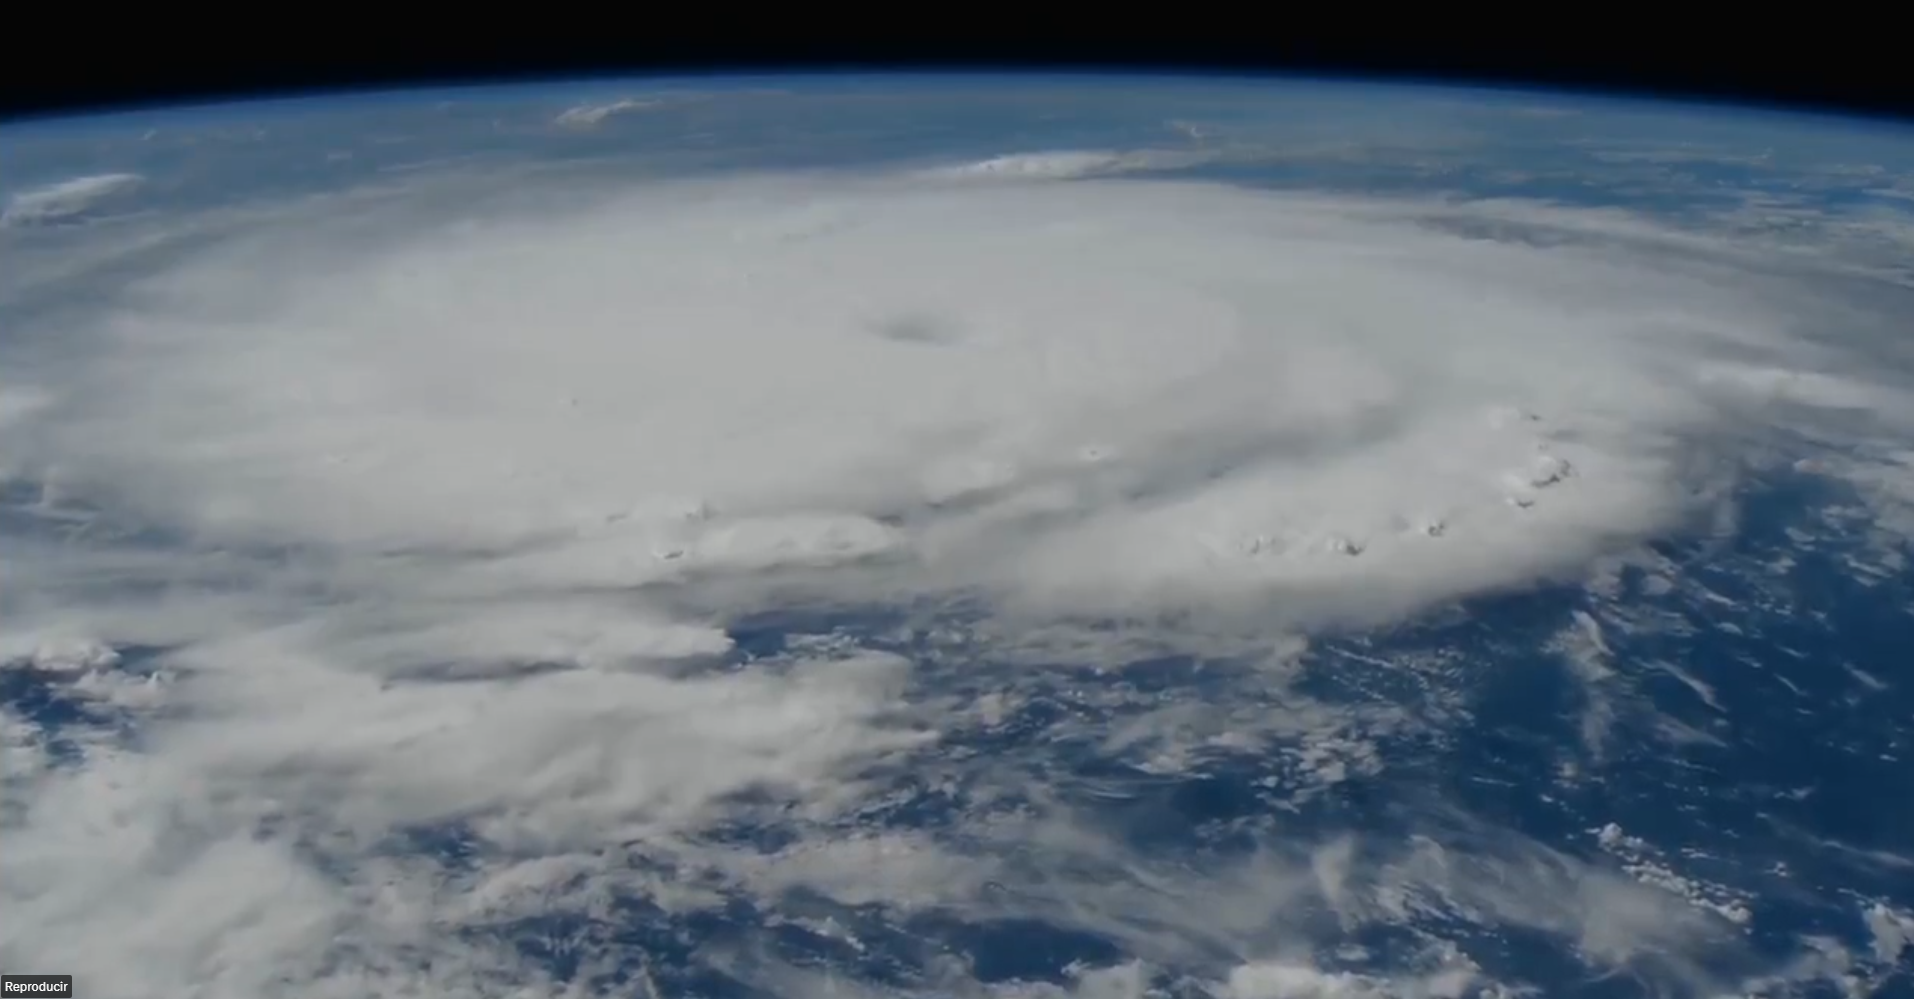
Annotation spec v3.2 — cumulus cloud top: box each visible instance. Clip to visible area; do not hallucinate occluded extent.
[3,131,1913,999]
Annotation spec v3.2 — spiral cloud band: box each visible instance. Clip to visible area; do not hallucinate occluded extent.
[3,149,1913,998]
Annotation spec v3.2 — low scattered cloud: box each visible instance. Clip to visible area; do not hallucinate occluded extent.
[3,145,1912,998]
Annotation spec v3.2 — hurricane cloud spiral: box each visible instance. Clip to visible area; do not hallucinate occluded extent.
[3,126,1913,999]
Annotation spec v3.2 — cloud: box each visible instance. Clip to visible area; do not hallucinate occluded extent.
[4,151,1912,998]
[17,173,1905,635]
[1,173,144,227]
[919,150,1212,180]
[552,97,676,128]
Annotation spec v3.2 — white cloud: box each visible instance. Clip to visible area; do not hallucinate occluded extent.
[1221,960,1477,999]
[1864,903,1914,964]
[4,152,1912,998]
[552,97,667,128]
[920,150,1211,180]
[22,175,1899,631]
[1,173,144,226]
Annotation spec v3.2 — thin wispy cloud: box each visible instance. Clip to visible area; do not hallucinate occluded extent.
[1,173,144,227]
[553,98,667,128]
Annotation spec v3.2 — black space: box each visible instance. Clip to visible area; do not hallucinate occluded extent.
[2,31,1909,129]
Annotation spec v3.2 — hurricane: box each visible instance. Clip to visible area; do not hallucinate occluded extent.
[3,81,1912,999]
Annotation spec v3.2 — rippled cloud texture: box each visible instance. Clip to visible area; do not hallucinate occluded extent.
[4,149,1913,998]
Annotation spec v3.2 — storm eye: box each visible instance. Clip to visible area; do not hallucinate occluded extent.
[872,313,962,346]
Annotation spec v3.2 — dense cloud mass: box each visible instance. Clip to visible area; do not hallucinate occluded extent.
[3,148,1913,999]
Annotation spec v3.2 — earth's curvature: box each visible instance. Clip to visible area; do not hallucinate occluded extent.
[2,77,1912,999]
